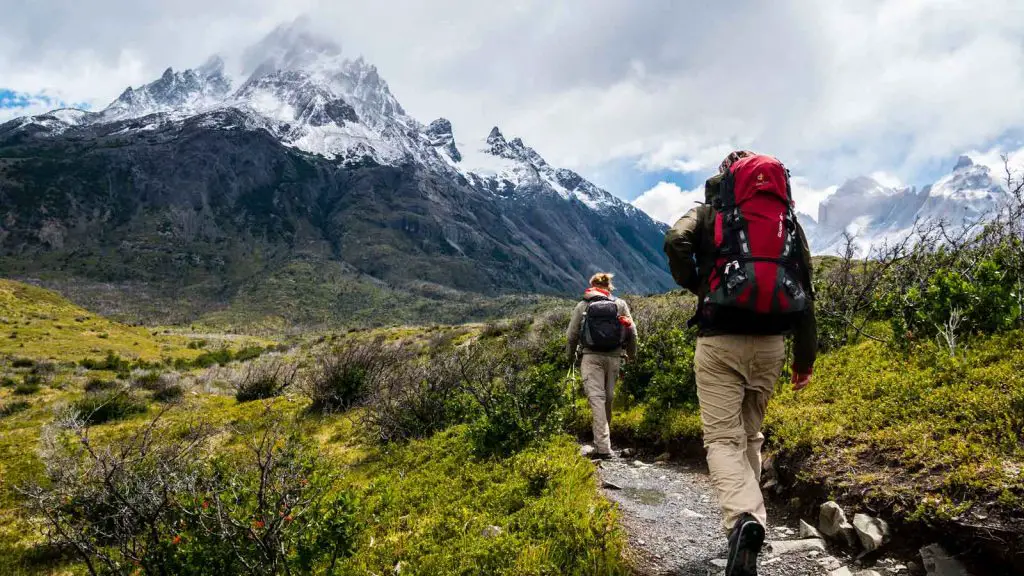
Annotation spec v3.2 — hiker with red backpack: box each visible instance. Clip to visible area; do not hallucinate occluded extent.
[566,272,637,460]
[664,151,817,576]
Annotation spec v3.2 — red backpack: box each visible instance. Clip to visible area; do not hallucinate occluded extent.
[705,154,809,315]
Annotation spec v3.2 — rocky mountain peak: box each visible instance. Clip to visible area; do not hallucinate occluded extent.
[424,118,460,162]
[953,154,974,171]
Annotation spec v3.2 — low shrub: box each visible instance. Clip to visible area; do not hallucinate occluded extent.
[14,374,42,395]
[232,358,298,402]
[20,411,360,575]
[361,349,472,443]
[152,383,184,403]
[11,357,35,369]
[299,340,405,414]
[0,400,30,418]
[84,378,117,393]
[2,376,17,387]
[80,351,131,375]
[71,390,148,425]
[461,342,573,457]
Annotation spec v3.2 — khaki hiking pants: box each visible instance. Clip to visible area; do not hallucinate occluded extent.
[581,353,622,455]
[694,334,785,532]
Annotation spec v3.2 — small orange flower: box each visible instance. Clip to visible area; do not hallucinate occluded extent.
[284,515,293,523]
[202,500,210,510]
[171,535,182,545]
[254,520,265,529]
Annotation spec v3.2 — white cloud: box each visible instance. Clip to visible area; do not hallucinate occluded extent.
[790,177,837,221]
[0,0,1022,197]
[869,171,903,189]
[967,145,1024,185]
[631,181,704,225]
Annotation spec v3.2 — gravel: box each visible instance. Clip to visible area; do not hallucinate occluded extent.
[594,454,856,576]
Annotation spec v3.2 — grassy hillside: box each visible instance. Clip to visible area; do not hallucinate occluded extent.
[0,279,202,362]
[0,283,624,576]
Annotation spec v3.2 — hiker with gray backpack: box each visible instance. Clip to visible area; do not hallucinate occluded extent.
[566,272,637,460]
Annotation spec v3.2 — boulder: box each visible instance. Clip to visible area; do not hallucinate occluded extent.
[767,538,827,556]
[481,525,502,538]
[800,519,824,540]
[852,513,891,552]
[819,502,858,547]
[919,544,972,576]
[829,568,853,576]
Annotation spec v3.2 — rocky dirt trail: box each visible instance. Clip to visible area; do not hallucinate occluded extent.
[588,448,919,576]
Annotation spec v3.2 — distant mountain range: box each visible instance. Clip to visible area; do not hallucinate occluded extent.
[0,19,672,326]
[799,155,1009,254]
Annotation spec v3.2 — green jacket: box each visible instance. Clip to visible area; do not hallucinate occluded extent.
[663,173,818,374]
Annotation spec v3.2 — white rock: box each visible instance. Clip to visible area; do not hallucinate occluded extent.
[481,525,502,538]
[768,538,827,556]
[681,508,704,519]
[580,444,596,457]
[853,570,883,576]
[710,558,727,568]
[830,568,854,576]
[819,502,859,547]
[853,513,891,552]
[800,519,824,539]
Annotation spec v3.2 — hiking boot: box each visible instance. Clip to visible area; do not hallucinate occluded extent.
[590,452,614,461]
[725,513,764,576]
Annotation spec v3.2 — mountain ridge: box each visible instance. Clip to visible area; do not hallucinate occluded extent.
[0,20,672,326]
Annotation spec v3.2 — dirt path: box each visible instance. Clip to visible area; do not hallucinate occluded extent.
[592,452,910,576]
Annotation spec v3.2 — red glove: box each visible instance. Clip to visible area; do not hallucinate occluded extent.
[791,367,812,391]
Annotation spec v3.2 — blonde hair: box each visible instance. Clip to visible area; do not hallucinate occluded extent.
[590,272,615,291]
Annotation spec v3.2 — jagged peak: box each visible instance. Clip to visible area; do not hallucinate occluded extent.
[198,55,225,76]
[954,155,974,171]
[160,67,174,81]
[487,126,505,144]
[425,118,453,137]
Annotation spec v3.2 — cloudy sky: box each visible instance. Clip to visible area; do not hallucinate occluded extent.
[2,0,1023,223]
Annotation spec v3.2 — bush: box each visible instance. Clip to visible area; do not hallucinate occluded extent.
[232,358,298,402]
[20,411,360,575]
[152,383,184,403]
[466,356,572,457]
[84,378,117,393]
[14,374,42,395]
[0,400,30,418]
[1,376,16,387]
[130,369,162,390]
[11,357,35,369]
[71,389,148,425]
[80,351,131,375]
[299,340,405,414]
[361,349,472,443]
[620,296,696,404]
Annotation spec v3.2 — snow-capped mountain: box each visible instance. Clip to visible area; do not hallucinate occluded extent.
[805,155,1010,254]
[0,18,673,315]
[11,18,627,219]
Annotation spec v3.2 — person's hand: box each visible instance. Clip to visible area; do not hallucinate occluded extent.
[791,371,811,391]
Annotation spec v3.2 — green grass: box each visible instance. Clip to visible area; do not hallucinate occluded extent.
[610,325,1024,523]
[765,329,1024,518]
[337,427,627,576]
[0,279,202,363]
